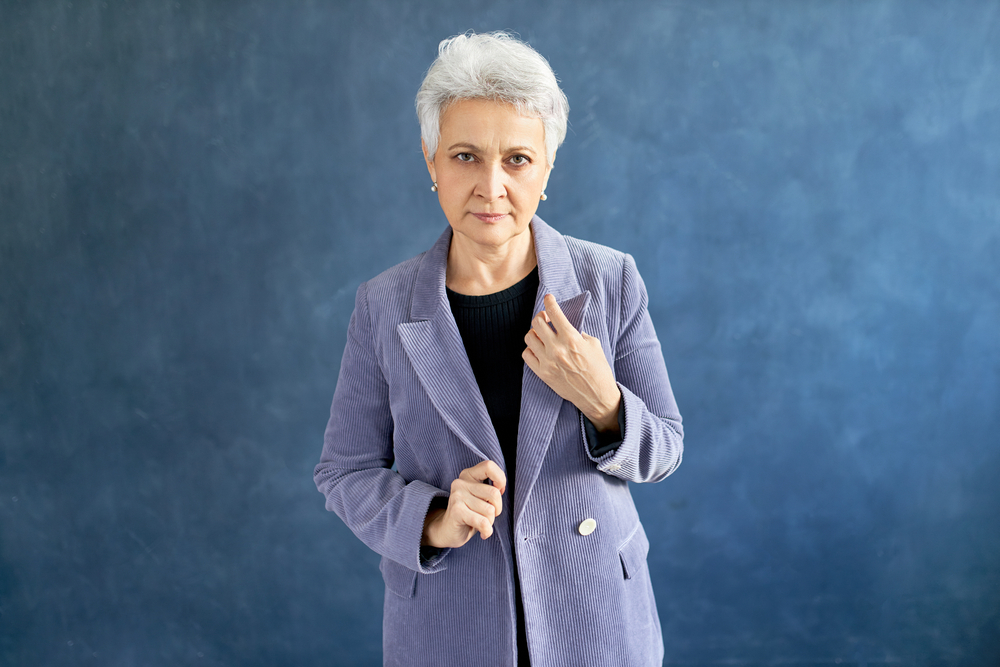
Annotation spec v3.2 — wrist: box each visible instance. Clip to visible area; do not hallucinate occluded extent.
[421,507,446,547]
[586,387,622,433]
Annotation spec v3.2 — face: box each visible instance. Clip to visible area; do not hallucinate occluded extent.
[423,98,551,255]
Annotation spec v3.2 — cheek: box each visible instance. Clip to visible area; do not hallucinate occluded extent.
[530,169,549,192]
[440,185,469,218]
[509,174,537,198]
[440,169,471,194]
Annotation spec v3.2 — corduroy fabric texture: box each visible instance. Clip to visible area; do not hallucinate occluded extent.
[447,268,539,666]
[315,217,683,666]
[447,266,539,488]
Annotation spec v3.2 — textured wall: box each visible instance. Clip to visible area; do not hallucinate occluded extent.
[2,1,998,664]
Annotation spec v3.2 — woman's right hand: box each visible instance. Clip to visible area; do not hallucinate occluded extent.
[421,460,507,549]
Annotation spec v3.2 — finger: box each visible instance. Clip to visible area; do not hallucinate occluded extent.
[461,500,497,537]
[522,345,539,369]
[530,311,557,343]
[477,516,494,539]
[524,329,546,357]
[522,347,543,378]
[465,481,503,517]
[451,476,500,510]
[461,460,507,494]
[458,492,498,522]
[453,502,495,539]
[542,294,577,335]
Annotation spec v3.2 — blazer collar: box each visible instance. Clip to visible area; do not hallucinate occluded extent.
[400,216,591,522]
[408,215,582,322]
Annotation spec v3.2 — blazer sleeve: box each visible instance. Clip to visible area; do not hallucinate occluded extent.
[314,282,450,574]
[584,253,684,482]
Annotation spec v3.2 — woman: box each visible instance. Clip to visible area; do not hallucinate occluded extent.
[315,32,683,666]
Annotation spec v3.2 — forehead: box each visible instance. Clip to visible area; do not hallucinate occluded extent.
[439,98,545,150]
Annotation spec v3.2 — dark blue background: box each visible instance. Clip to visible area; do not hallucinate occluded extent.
[2,1,998,665]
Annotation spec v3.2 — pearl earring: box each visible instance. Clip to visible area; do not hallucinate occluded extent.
[431,182,438,192]
[540,192,547,201]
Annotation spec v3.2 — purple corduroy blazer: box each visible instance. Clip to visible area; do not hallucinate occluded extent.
[315,216,683,666]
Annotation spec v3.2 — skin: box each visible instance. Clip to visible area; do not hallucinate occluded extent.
[420,98,622,550]
[422,98,548,295]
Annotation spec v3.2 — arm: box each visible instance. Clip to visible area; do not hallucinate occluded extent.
[314,282,450,573]
[588,253,683,482]
[314,283,508,572]
[523,254,683,483]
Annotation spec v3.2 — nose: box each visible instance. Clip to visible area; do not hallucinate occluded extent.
[475,161,507,203]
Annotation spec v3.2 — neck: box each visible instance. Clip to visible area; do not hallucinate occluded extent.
[446,226,537,296]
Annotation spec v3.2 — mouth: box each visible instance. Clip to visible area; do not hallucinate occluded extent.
[472,213,508,223]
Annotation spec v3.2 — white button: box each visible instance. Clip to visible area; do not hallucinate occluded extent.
[578,518,597,536]
[607,464,621,472]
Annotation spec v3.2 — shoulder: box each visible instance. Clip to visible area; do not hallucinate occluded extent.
[563,234,630,281]
[560,234,645,306]
[357,225,450,316]
[342,253,425,341]
[557,231,649,333]
[359,253,423,307]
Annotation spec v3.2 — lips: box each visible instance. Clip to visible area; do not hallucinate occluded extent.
[472,213,508,223]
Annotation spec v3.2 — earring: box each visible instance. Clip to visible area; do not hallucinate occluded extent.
[540,191,547,201]
[431,182,438,192]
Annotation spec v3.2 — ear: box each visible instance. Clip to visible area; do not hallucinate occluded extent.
[421,139,437,184]
[541,161,553,193]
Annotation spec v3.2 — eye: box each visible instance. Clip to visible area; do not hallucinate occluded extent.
[456,153,475,162]
[509,155,530,166]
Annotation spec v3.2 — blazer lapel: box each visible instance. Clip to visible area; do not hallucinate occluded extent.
[397,227,504,467]
[513,217,592,527]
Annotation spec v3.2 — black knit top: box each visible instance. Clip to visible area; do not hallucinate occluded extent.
[445,266,623,666]
[447,267,539,486]
[447,266,625,480]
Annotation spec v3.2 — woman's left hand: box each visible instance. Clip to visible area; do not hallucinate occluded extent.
[523,294,622,433]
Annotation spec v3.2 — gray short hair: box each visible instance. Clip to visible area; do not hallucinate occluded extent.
[416,31,569,166]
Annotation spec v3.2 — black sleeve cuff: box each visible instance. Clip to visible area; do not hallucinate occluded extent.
[419,495,449,564]
[584,402,625,458]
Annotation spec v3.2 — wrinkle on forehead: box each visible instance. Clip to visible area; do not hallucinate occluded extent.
[437,99,546,159]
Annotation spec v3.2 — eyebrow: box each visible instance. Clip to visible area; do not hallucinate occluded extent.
[446,142,537,155]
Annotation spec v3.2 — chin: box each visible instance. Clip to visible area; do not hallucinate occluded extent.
[470,223,529,246]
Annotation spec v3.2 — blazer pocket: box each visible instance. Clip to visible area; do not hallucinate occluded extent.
[379,557,417,599]
[618,524,650,581]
